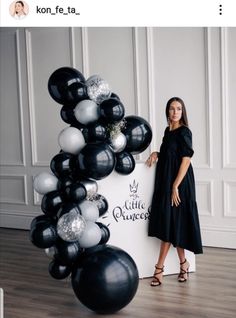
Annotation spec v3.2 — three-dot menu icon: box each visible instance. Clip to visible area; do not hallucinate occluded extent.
[219,4,223,15]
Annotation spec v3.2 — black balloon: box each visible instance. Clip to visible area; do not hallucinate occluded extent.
[96,222,110,244]
[123,115,152,154]
[60,107,85,130]
[29,221,57,248]
[48,67,86,105]
[60,105,78,125]
[48,259,71,280]
[115,151,135,175]
[76,143,116,180]
[66,81,88,103]
[30,214,53,229]
[50,152,75,178]
[100,98,125,123]
[64,182,87,203]
[56,202,81,219]
[92,194,109,216]
[110,92,120,100]
[71,245,139,314]
[54,239,83,266]
[82,122,108,143]
[57,176,74,193]
[41,190,63,217]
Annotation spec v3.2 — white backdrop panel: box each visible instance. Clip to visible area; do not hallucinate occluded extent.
[98,163,195,278]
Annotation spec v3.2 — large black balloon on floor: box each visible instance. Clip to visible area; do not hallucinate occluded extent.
[123,115,152,154]
[71,245,139,314]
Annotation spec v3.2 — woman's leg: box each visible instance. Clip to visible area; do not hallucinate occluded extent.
[156,241,171,267]
[151,241,171,286]
[176,247,190,282]
[176,246,186,263]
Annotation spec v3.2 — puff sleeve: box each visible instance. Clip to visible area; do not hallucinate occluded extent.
[179,127,194,158]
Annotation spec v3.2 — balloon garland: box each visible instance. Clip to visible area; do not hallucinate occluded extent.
[30,67,152,314]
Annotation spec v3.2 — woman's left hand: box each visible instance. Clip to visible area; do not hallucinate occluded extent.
[171,187,181,207]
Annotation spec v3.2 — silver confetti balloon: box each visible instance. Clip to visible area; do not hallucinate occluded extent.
[110,132,127,153]
[86,75,111,104]
[57,210,87,242]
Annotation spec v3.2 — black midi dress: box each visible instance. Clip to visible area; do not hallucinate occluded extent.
[148,125,203,254]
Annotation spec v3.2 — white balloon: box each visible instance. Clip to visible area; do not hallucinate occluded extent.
[79,200,99,222]
[78,221,102,248]
[110,132,127,153]
[58,126,86,154]
[33,172,58,195]
[45,246,56,259]
[74,99,100,125]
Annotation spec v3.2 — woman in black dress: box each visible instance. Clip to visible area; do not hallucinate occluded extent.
[146,97,203,287]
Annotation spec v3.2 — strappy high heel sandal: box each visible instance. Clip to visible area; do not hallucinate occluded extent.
[178,259,190,282]
[150,265,164,286]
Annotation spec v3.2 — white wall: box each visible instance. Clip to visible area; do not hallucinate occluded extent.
[0,27,236,248]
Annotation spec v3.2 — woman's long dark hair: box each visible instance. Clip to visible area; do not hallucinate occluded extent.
[16,1,24,6]
[165,97,189,127]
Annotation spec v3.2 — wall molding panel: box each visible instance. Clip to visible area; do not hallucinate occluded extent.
[221,27,229,169]
[146,27,157,153]
[196,180,214,217]
[69,27,76,68]
[0,29,26,167]
[132,28,141,117]
[191,28,213,170]
[0,174,28,205]
[202,28,213,169]
[15,29,26,167]
[81,27,90,78]
[25,29,43,167]
[33,187,43,206]
[223,181,236,218]
[220,28,236,169]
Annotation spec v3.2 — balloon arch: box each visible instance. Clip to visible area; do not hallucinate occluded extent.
[30,67,152,314]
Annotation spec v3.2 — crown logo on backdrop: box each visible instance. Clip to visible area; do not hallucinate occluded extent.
[129,180,139,199]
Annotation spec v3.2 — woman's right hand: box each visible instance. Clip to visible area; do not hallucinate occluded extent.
[145,152,158,167]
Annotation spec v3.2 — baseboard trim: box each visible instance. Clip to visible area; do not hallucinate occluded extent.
[202,226,236,249]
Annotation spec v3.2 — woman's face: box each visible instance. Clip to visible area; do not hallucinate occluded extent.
[168,101,182,124]
[15,2,23,13]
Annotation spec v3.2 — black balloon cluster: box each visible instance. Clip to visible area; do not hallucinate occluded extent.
[30,67,152,314]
